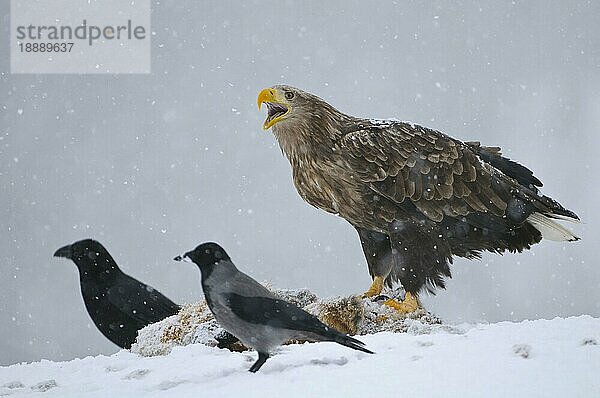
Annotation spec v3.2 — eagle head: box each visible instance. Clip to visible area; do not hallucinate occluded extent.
[257,85,339,130]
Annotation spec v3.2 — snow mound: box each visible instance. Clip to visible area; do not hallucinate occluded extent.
[2,316,599,398]
[131,286,451,357]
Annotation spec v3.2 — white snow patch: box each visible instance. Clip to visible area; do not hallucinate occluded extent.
[1,316,598,397]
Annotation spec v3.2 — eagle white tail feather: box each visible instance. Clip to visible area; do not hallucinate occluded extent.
[527,213,580,242]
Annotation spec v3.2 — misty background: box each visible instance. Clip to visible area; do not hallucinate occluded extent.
[1,0,598,366]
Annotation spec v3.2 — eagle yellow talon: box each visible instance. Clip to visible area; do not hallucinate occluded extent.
[383,292,419,313]
[362,276,384,298]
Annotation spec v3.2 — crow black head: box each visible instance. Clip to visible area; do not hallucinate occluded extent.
[54,239,120,277]
[174,242,230,270]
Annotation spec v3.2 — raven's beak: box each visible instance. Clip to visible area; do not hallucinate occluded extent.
[54,244,72,259]
[173,254,192,263]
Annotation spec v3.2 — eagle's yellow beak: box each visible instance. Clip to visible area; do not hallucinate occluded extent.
[257,88,290,130]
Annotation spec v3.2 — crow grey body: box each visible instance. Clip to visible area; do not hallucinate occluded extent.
[176,242,373,372]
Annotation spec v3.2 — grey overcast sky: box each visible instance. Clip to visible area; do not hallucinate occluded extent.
[1,0,599,366]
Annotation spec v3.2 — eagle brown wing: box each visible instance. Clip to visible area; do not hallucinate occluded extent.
[464,141,543,191]
[339,121,527,223]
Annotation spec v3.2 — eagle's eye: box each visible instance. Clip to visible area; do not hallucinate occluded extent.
[284,91,294,100]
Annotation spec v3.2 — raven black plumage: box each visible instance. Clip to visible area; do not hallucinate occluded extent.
[54,239,180,349]
[175,242,373,372]
[258,85,580,312]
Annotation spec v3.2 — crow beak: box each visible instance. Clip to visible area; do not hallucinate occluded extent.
[173,254,192,263]
[54,244,73,259]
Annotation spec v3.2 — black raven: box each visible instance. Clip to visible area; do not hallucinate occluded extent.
[54,239,180,349]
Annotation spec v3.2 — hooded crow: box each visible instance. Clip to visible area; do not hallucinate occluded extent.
[174,242,374,372]
[54,239,180,349]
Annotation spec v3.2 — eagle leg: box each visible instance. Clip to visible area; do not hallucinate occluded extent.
[356,227,394,298]
[383,292,419,313]
[362,275,384,298]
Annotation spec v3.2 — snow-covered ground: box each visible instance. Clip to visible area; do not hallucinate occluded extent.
[1,316,598,398]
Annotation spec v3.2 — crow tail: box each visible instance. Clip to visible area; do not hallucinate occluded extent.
[332,333,374,354]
